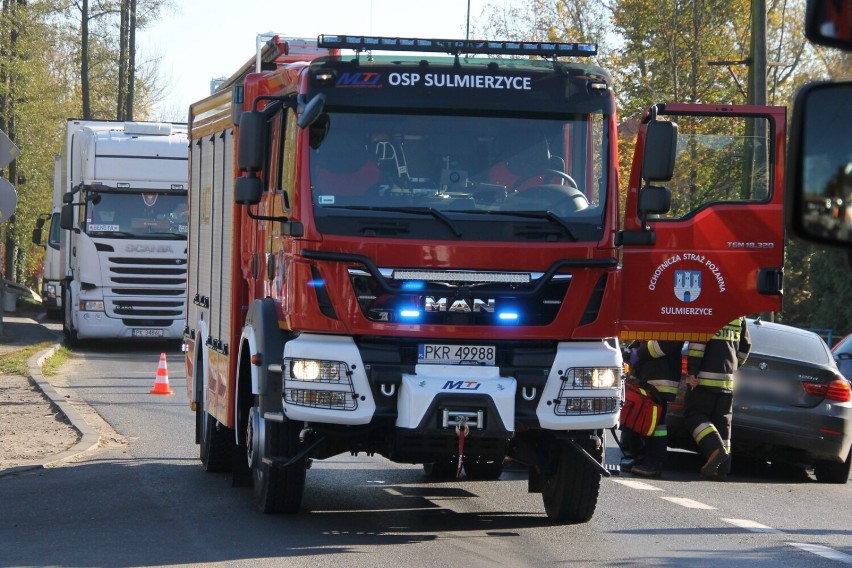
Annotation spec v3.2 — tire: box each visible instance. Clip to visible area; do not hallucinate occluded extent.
[813,449,852,484]
[62,289,80,347]
[540,439,602,524]
[464,459,504,480]
[423,459,458,479]
[248,401,306,514]
[196,384,232,472]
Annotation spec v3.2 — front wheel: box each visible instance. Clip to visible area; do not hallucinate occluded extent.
[813,449,852,484]
[62,288,79,347]
[248,402,306,514]
[540,439,602,523]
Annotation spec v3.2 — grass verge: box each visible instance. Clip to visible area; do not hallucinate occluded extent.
[0,343,70,376]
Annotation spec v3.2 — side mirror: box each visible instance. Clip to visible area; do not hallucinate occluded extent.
[60,204,75,230]
[639,185,672,217]
[31,227,43,245]
[786,80,852,249]
[234,175,263,205]
[805,0,852,51]
[62,192,74,204]
[237,111,265,172]
[641,120,678,182]
[297,93,326,129]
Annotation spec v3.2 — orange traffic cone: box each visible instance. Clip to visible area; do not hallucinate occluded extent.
[149,352,174,395]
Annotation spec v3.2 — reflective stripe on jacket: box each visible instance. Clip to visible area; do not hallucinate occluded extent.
[687,317,751,393]
[636,339,684,402]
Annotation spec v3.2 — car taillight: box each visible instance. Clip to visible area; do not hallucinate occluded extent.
[803,378,852,402]
[827,379,852,402]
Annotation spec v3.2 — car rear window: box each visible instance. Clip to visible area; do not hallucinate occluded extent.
[750,324,832,365]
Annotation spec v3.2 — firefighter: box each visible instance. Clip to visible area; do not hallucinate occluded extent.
[623,339,684,477]
[684,317,751,480]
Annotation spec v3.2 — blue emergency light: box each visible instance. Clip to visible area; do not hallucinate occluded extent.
[317,34,597,58]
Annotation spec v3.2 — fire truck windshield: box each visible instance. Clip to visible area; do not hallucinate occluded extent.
[309,111,608,242]
[85,191,188,239]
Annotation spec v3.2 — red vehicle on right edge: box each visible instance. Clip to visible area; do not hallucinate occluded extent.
[184,34,786,524]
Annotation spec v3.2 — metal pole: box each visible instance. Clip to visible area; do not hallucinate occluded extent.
[466,0,471,41]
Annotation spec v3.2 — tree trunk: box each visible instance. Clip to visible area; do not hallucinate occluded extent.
[125,0,136,121]
[117,0,127,120]
[81,0,91,119]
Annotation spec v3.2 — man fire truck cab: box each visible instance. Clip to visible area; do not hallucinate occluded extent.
[185,34,785,523]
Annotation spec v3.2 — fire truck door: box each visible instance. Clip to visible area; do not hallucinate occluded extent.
[619,104,786,342]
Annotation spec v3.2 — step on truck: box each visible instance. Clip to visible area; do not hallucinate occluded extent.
[184,35,786,523]
[58,119,189,344]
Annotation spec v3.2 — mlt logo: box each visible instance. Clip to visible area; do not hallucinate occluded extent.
[442,380,481,391]
[337,72,383,87]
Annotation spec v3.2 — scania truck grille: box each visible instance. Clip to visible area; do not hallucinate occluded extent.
[103,254,187,325]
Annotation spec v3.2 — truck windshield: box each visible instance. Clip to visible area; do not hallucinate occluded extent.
[85,191,188,239]
[309,111,608,242]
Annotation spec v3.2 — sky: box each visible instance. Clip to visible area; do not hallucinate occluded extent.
[137,0,492,121]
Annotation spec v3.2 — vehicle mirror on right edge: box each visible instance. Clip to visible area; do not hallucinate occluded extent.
[805,0,852,50]
[786,0,852,252]
[786,81,852,248]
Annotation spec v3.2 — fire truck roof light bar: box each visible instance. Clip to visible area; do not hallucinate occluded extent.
[317,34,597,58]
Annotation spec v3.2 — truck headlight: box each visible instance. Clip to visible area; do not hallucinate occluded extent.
[80,300,105,311]
[288,359,343,382]
[569,367,619,388]
[283,358,355,411]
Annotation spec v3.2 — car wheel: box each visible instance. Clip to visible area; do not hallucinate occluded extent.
[813,449,852,484]
[248,400,306,513]
[540,439,602,523]
[62,289,80,347]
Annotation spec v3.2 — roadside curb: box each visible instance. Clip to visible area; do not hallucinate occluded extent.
[0,331,101,478]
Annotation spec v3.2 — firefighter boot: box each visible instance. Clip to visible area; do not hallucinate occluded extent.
[632,436,666,477]
[695,423,728,478]
[700,447,730,479]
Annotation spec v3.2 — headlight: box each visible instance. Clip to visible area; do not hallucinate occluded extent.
[80,300,105,311]
[289,359,342,382]
[291,360,321,381]
[570,367,618,388]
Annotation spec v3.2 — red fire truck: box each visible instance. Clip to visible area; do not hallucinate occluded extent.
[185,34,785,523]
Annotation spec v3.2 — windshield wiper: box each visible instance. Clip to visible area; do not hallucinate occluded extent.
[323,205,462,238]
[454,209,578,242]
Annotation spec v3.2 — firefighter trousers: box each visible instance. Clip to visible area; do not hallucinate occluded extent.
[683,386,732,460]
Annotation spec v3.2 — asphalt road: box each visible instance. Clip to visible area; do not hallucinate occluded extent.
[2,341,851,567]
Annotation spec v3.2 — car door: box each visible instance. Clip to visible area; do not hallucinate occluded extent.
[619,103,786,341]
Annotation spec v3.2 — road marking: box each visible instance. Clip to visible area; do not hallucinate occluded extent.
[659,496,716,509]
[610,479,663,491]
[722,518,782,533]
[788,542,852,564]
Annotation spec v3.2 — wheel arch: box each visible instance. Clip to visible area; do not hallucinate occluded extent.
[234,298,290,444]
[191,318,210,405]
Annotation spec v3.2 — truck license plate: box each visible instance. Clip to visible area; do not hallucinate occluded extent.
[418,344,495,365]
[132,329,165,338]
